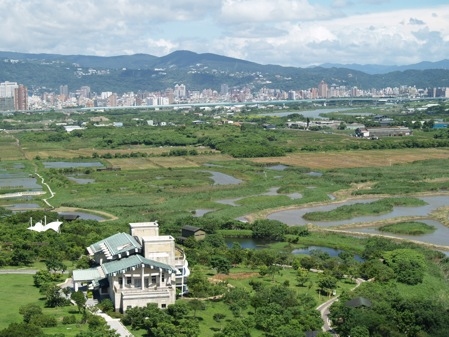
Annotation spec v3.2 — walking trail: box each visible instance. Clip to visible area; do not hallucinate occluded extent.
[316,277,366,335]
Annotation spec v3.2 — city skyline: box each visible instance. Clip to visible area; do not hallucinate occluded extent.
[0,1,448,68]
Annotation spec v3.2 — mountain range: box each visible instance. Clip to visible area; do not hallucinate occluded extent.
[0,50,448,94]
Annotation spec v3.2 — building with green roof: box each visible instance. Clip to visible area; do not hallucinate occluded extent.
[73,221,190,312]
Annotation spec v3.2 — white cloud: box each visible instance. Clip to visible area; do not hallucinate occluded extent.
[0,0,448,66]
[219,0,337,23]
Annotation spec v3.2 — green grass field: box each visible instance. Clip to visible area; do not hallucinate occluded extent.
[0,274,88,335]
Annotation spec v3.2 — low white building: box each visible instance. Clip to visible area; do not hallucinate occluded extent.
[73,221,190,312]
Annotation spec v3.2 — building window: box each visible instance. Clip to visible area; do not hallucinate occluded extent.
[151,275,157,284]
[126,277,132,285]
[144,278,149,288]
[134,279,141,288]
[118,277,123,288]
[162,273,165,282]
[161,304,166,309]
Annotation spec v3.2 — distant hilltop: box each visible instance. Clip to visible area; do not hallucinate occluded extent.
[0,50,449,94]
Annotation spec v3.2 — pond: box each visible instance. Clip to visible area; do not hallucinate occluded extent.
[202,171,242,185]
[262,187,302,200]
[266,164,289,171]
[0,177,42,190]
[292,246,364,262]
[67,176,95,184]
[225,237,275,249]
[4,203,41,210]
[58,212,105,221]
[193,209,214,217]
[225,238,363,260]
[43,161,104,169]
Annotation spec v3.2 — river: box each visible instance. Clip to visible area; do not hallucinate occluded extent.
[259,107,360,119]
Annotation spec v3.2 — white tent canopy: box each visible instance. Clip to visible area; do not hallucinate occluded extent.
[27,217,63,233]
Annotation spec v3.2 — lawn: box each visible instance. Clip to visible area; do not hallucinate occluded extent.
[0,274,41,330]
[0,274,87,335]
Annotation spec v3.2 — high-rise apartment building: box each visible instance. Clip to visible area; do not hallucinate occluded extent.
[14,85,28,110]
[318,80,328,98]
[220,84,229,96]
[60,84,69,100]
[174,84,186,98]
[0,81,18,98]
[165,88,174,104]
[0,82,27,111]
[79,86,91,98]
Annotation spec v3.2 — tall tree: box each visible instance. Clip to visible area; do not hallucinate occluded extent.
[71,290,87,313]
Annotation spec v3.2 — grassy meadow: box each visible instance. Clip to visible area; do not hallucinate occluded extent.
[0,274,88,335]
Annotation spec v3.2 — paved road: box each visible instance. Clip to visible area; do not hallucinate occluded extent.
[96,311,134,337]
[317,296,339,333]
[316,278,365,335]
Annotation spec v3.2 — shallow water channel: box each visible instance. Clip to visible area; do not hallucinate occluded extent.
[266,195,449,248]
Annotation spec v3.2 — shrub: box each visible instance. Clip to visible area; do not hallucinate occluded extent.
[62,315,77,325]
[213,313,226,322]
[29,314,58,327]
[98,299,114,313]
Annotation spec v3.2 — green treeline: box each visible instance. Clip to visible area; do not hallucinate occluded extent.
[301,137,449,152]
[15,118,449,158]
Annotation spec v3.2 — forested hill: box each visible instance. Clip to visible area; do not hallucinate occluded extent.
[1,50,449,94]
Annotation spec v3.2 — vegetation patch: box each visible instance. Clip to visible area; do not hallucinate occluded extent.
[303,197,427,221]
[379,221,436,235]
[250,148,449,169]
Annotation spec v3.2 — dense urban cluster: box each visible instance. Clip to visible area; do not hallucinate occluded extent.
[1,79,449,112]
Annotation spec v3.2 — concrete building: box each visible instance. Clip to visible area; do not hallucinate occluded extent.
[318,80,328,98]
[72,221,190,312]
[0,81,18,98]
[14,84,28,110]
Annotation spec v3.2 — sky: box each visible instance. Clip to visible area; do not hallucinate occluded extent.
[1,0,448,67]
